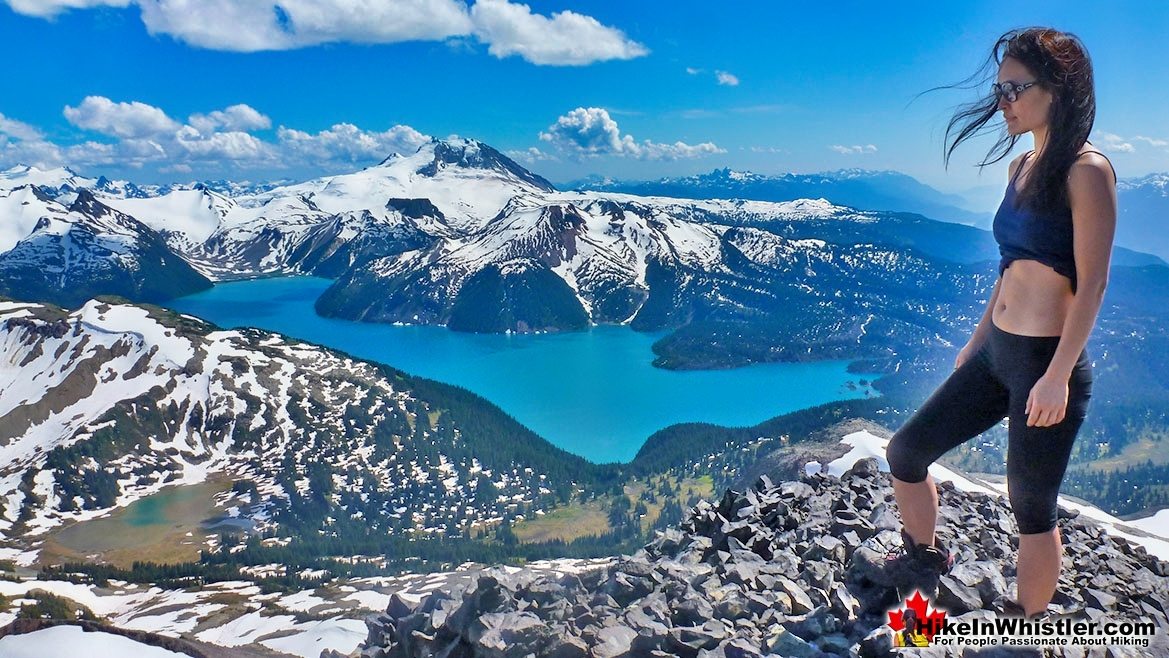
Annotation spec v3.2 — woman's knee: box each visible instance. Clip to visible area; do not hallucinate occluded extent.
[887,430,929,483]
[1008,486,1059,534]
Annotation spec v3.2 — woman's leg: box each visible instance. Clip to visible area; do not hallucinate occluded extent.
[887,348,1009,548]
[1005,348,1092,616]
[891,475,940,547]
[1017,528,1062,616]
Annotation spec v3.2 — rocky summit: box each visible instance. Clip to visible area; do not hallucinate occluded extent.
[352,458,1169,658]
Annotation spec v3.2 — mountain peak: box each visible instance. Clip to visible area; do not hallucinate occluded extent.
[409,137,557,193]
[1,164,33,176]
[67,188,107,216]
[706,167,761,181]
[67,188,142,224]
[1,164,88,189]
[2,163,77,176]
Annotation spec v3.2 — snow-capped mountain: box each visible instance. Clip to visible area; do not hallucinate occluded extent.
[79,137,553,279]
[99,185,237,252]
[183,196,440,280]
[0,299,598,544]
[566,166,988,226]
[575,167,1169,264]
[0,190,211,307]
[1116,173,1169,263]
[1,138,546,294]
[0,184,68,254]
[243,136,556,235]
[2,136,1165,366]
[314,189,991,368]
[0,165,97,197]
[196,178,292,197]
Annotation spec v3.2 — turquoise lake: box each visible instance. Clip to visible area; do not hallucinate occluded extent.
[166,277,879,464]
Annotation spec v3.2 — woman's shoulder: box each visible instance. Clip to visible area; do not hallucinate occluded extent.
[1070,149,1112,190]
[1071,148,1117,185]
[1007,150,1033,180]
[1067,148,1117,216]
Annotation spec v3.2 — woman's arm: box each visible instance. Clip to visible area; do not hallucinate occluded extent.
[956,276,1002,368]
[1026,154,1117,426]
[969,276,1002,349]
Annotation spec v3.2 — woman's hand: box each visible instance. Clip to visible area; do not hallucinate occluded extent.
[1026,373,1070,427]
[954,343,979,370]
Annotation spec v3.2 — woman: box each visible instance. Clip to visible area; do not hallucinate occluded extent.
[893,608,930,648]
[885,27,1117,619]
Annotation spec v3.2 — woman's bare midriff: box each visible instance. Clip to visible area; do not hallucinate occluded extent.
[992,259,1074,336]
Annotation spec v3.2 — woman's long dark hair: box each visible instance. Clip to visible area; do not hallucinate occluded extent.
[933,27,1096,214]
[903,607,919,633]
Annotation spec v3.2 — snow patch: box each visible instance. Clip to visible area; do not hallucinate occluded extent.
[0,626,189,658]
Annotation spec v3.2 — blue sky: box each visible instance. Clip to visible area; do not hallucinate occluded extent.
[0,0,1165,198]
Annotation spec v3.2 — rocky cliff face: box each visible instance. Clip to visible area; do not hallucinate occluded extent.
[354,459,1169,657]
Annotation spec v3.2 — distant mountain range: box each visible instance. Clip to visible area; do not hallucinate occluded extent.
[566,166,1169,264]
[0,137,1165,389]
[1,140,1163,377]
[1117,173,1169,265]
[563,167,989,225]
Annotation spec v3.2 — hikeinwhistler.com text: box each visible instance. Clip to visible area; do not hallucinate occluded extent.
[929,617,1157,648]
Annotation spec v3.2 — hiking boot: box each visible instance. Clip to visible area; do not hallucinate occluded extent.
[885,529,955,575]
[993,597,1058,622]
[881,529,955,595]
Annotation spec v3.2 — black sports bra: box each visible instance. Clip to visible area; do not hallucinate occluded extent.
[991,149,1115,293]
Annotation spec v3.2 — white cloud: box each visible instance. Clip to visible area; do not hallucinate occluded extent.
[3,0,129,18]
[505,146,558,163]
[639,140,725,160]
[117,138,168,160]
[715,70,739,86]
[830,144,878,155]
[64,96,180,139]
[750,146,786,154]
[0,134,161,172]
[686,67,742,87]
[5,0,646,66]
[470,0,648,65]
[134,0,473,52]
[540,107,637,155]
[61,141,115,167]
[539,107,723,160]
[276,123,430,165]
[1097,132,1134,153]
[176,126,273,162]
[1134,135,1168,149]
[0,135,65,169]
[188,104,272,133]
[679,109,721,120]
[2,97,431,178]
[0,113,44,141]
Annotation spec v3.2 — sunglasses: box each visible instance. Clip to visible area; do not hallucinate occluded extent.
[991,80,1038,103]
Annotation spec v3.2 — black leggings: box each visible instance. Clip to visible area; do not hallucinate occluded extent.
[886,322,1092,534]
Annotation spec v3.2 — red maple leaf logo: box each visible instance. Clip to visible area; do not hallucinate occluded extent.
[887,590,948,641]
